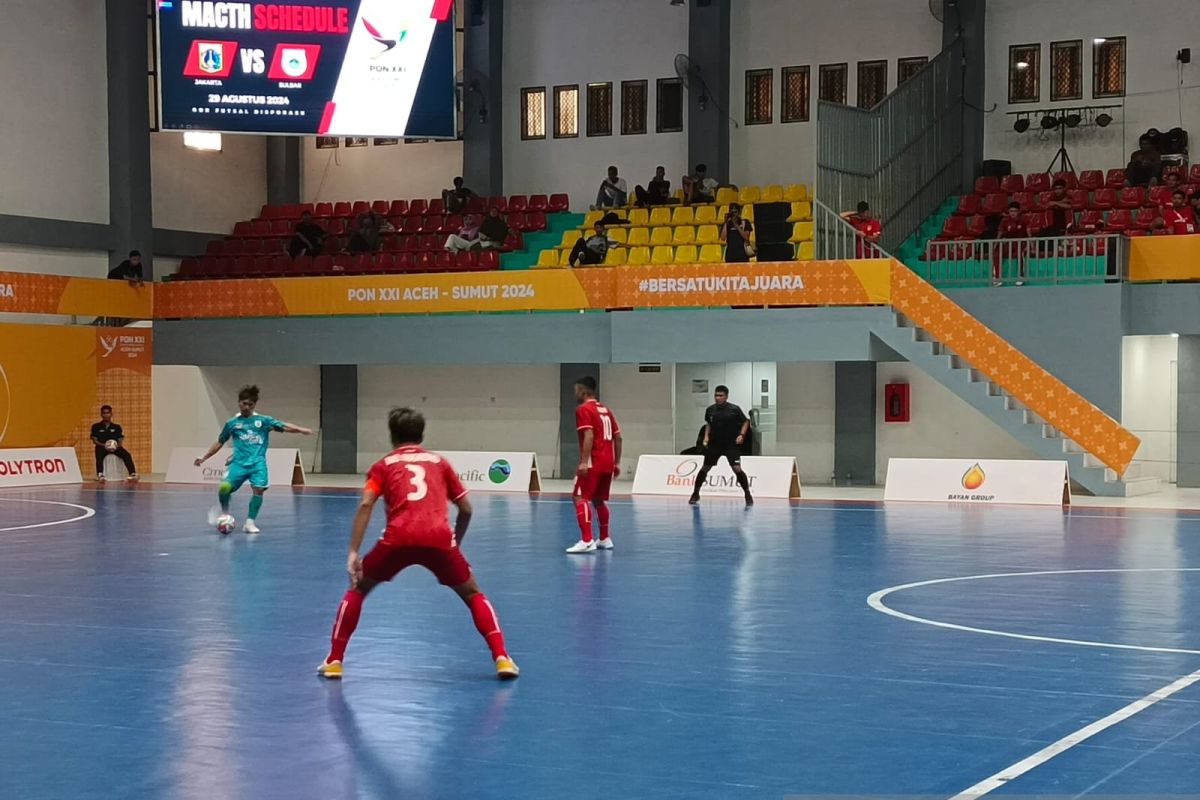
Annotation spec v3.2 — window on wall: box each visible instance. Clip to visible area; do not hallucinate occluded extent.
[146,0,159,130]
[1008,44,1040,104]
[818,63,848,105]
[587,82,613,137]
[657,78,684,133]
[781,66,810,123]
[621,80,648,135]
[857,60,888,108]
[1050,40,1083,101]
[520,87,546,140]
[1093,37,1126,98]
[897,56,928,86]
[745,69,773,125]
[553,84,578,138]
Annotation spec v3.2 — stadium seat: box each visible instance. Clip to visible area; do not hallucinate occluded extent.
[672,226,695,245]
[292,255,313,274]
[314,254,335,274]
[671,206,695,226]
[526,211,548,231]
[548,193,570,212]
[1025,173,1051,193]
[427,198,446,216]
[242,239,263,254]
[762,185,785,203]
[177,257,200,279]
[694,205,718,225]
[964,215,988,238]
[327,219,347,235]
[408,199,428,217]
[738,186,762,204]
[333,201,353,218]
[205,239,227,256]
[399,217,421,235]
[740,204,755,222]
[1091,188,1117,210]
[558,249,573,267]
[787,202,813,222]
[625,246,651,266]
[479,250,500,270]
[980,193,1008,216]
[1024,211,1048,234]
[349,201,369,217]
[784,184,809,202]
[974,176,1000,195]
[537,249,560,268]
[559,229,582,249]
[1000,174,1024,194]
[627,208,649,227]
[388,200,408,217]
[504,196,524,213]
[232,221,253,237]
[259,204,279,219]
[1104,169,1126,189]
[431,251,453,271]
[715,187,739,205]
[1011,192,1035,211]
[528,194,549,212]
[1078,170,1104,191]
[954,195,981,216]
[649,207,672,227]
[443,213,464,234]
[382,236,402,253]
[937,216,967,240]
[650,227,674,246]
[455,251,479,270]
[1118,187,1145,209]
[673,245,699,264]
[419,215,442,234]
[695,244,722,263]
[696,225,720,244]
[270,220,291,237]
[604,248,627,266]
[262,237,284,254]
[504,231,524,251]
[1191,164,1200,185]
[582,210,605,228]
[371,200,390,215]
[626,227,650,247]
[651,245,674,265]
[465,196,486,215]
[796,241,815,260]
[789,222,815,243]
[608,227,628,244]
[252,256,274,275]
[1067,189,1089,210]
[314,202,334,218]
[395,252,416,271]
[333,254,354,273]
[1134,207,1158,232]
[414,252,434,271]
[1106,209,1133,232]
[1149,186,1174,206]
[1053,171,1078,189]
[1077,209,1103,231]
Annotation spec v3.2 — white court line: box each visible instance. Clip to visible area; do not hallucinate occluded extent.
[948,666,1200,798]
[0,499,96,532]
[867,569,1200,797]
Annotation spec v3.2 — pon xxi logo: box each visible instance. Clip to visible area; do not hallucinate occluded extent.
[362,18,407,56]
[99,337,119,358]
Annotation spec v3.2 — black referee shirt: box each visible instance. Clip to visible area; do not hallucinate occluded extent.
[705,402,748,447]
[91,421,124,444]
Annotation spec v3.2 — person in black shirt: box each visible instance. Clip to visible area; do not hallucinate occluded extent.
[721,204,754,263]
[108,250,144,284]
[634,166,673,207]
[91,404,138,481]
[443,176,477,214]
[289,211,326,258]
[689,385,753,506]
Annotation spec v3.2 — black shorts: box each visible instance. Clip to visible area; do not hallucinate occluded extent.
[703,447,742,468]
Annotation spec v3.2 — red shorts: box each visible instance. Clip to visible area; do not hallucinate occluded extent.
[361,542,473,587]
[574,470,613,502]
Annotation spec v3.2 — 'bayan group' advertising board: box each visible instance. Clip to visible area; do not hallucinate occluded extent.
[157,0,456,137]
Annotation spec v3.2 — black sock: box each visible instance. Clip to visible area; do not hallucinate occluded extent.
[692,468,709,496]
[736,471,751,494]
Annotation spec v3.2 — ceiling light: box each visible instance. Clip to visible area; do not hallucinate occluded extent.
[1040,115,1059,130]
[1016,61,1030,69]
[1013,117,1030,133]
[1064,113,1082,128]
[183,131,222,152]
[1094,38,1107,44]
[1095,113,1113,128]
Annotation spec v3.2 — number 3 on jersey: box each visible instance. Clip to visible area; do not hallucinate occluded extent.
[405,464,428,501]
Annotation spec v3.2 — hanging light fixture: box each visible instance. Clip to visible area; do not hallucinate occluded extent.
[1013,115,1030,133]
[1040,115,1060,130]
[1063,112,1082,128]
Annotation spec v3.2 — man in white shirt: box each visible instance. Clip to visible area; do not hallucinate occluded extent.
[595,166,628,208]
[568,222,621,267]
[683,163,719,205]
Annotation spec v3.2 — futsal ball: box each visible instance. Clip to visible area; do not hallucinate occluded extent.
[104,439,118,453]
[216,514,237,535]
[488,459,512,484]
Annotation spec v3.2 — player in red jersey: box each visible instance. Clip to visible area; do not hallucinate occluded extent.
[317,407,518,680]
[566,376,622,554]
[1159,189,1197,235]
[842,201,883,258]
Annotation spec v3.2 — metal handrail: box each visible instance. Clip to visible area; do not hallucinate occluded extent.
[921,233,1127,286]
[813,198,892,261]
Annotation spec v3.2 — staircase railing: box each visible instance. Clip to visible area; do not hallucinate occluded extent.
[813,198,891,260]
[816,39,964,252]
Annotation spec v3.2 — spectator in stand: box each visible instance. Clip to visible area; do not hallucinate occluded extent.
[720,203,754,262]
[1190,190,1200,220]
[1043,180,1073,237]
[478,207,509,249]
[366,209,395,233]
[1127,135,1163,187]
[841,202,882,257]
[594,166,628,209]
[1158,190,1197,235]
[108,250,144,285]
[288,211,326,257]
[634,166,674,207]
[568,221,620,267]
[444,214,482,252]
[442,176,477,214]
[682,163,719,205]
[994,202,1029,287]
[1164,170,1183,193]
[347,213,381,253]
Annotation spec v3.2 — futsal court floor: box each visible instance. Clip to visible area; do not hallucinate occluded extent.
[4,481,1200,799]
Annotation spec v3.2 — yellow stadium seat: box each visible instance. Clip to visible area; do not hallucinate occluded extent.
[537,249,560,267]
[627,226,650,246]
[626,246,651,266]
[628,208,649,227]
[787,202,813,222]
[672,226,695,245]
[762,185,785,203]
[559,229,582,249]
[608,227,628,244]
[693,205,718,225]
[650,226,674,246]
[698,244,724,263]
[742,204,755,221]
[648,207,672,227]
[696,224,720,244]
[715,187,739,206]
[651,245,675,264]
[784,184,809,202]
[739,186,762,204]
[583,210,604,227]
[604,248,627,266]
[789,221,815,243]
[671,206,695,226]
[560,248,575,267]
[673,245,699,264]
[796,241,815,260]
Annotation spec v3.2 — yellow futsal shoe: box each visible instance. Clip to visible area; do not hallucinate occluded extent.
[495,655,520,680]
[317,659,343,679]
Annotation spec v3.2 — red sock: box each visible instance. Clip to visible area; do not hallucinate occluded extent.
[596,501,610,541]
[574,500,594,542]
[467,592,508,660]
[328,589,364,663]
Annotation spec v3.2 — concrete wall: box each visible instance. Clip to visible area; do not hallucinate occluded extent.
[151,133,268,234]
[301,139,464,206]
[1122,335,1178,482]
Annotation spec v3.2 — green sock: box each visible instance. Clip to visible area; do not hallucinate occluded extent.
[248,493,263,521]
[218,482,232,512]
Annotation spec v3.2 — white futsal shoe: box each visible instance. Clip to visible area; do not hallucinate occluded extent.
[243,520,261,534]
[595,538,614,550]
[565,539,597,554]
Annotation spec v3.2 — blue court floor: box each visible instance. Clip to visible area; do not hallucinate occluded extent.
[3,485,1200,799]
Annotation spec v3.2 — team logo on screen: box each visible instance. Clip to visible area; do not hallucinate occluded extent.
[267,44,320,81]
[362,18,407,56]
[198,42,225,73]
[281,48,308,77]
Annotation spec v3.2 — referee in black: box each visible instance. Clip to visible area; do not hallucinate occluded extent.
[689,385,753,506]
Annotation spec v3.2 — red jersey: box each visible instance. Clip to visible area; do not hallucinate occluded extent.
[576,398,620,472]
[365,445,468,549]
[1162,206,1196,235]
[998,218,1028,238]
[850,216,882,257]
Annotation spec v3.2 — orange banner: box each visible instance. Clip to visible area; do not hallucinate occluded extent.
[0,324,152,475]
[0,271,153,318]
[1128,234,1200,282]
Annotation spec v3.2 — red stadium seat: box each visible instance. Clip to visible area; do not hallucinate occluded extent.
[292,255,313,274]
[1025,173,1051,193]
[271,220,291,237]
[1078,170,1104,191]
[233,221,254,237]
[1011,192,1035,212]
[258,204,275,219]
[1105,169,1127,189]
[268,255,290,275]
[205,239,227,256]
[396,235,417,252]
[999,175,1024,194]
[351,201,371,217]
[1025,210,1050,234]
[1067,189,1089,210]
[212,256,236,277]
[433,251,454,271]
[443,214,464,233]
[973,176,1000,195]
[252,221,272,237]
[478,250,500,270]
[408,199,428,217]
[1052,171,1078,189]
[465,196,486,214]
[1105,209,1132,232]
[980,193,1007,216]
[401,216,422,235]
[503,231,524,251]
[243,239,264,255]
[414,252,434,271]
[178,257,200,279]
[499,195,520,213]
[262,237,284,254]
[1091,188,1117,210]
[427,198,446,216]
[382,236,402,252]
[1163,164,1185,180]
[313,254,336,274]
[937,215,967,240]
[417,234,441,251]
[548,193,570,212]
[368,253,393,272]
[419,215,443,234]
[332,254,357,273]
[1149,186,1174,207]
[314,202,334,218]
[394,252,415,271]
[1076,210,1103,231]
[528,194,549,212]
[964,215,988,239]
[1189,164,1200,185]
[525,211,548,231]
[455,250,478,270]
[298,203,314,217]
[388,200,409,217]
[1118,187,1145,209]
[506,212,528,232]
[371,200,390,215]
[252,255,274,275]
[954,194,980,216]
[1134,207,1158,232]
[233,256,255,275]
[333,201,352,218]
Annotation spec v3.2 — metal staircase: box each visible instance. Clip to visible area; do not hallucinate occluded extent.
[874,311,1159,497]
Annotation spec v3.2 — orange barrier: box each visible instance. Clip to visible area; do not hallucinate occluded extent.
[1128,234,1200,282]
[0,271,153,318]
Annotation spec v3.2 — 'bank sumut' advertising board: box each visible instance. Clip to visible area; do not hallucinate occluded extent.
[157,0,456,137]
